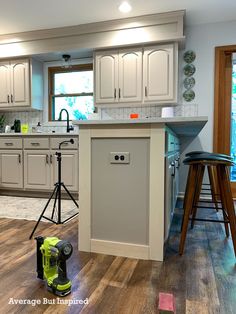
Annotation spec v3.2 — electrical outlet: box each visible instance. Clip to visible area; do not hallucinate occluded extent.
[109,152,130,164]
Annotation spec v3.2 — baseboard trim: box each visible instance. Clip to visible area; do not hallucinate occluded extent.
[91,239,149,260]
[0,189,78,200]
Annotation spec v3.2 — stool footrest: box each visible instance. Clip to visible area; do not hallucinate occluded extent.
[193,205,222,209]
[198,200,222,204]
[190,218,229,223]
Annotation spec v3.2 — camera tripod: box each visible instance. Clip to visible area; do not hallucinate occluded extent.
[29,139,79,239]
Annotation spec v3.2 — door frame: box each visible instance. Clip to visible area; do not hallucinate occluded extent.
[214,44,236,195]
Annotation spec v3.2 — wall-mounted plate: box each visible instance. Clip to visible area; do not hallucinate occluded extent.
[183,77,195,89]
[183,89,195,102]
[183,64,196,77]
[183,50,196,63]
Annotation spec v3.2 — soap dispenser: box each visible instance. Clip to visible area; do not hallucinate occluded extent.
[36,122,42,133]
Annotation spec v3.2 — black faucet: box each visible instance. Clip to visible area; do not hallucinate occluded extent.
[58,109,74,133]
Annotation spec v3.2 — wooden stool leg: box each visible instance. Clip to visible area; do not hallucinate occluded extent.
[180,163,194,232]
[207,166,219,212]
[179,164,198,255]
[217,165,236,256]
[208,165,229,236]
[191,164,205,229]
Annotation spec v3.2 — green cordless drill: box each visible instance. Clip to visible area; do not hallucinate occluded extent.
[35,236,73,296]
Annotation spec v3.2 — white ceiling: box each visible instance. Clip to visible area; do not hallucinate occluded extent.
[0,0,236,36]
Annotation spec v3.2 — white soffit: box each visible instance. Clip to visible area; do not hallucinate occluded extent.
[0,0,236,35]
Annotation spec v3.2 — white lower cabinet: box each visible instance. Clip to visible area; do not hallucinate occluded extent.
[0,150,23,188]
[24,150,78,191]
[0,136,78,193]
[51,150,78,191]
[23,137,78,192]
[24,150,51,190]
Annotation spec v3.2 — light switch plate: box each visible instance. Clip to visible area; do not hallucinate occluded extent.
[109,152,130,164]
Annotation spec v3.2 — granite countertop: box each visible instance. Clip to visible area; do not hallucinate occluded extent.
[73,116,208,136]
[73,116,208,125]
[0,132,79,137]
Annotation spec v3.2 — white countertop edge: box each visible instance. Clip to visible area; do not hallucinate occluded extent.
[0,132,79,137]
[73,116,208,125]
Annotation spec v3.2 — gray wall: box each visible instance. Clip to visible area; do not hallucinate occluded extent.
[91,138,150,245]
[178,19,236,193]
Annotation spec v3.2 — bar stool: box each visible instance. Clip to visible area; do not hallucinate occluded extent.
[185,151,233,217]
[187,152,232,231]
[179,153,236,256]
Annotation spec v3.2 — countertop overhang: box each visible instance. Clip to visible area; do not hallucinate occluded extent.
[0,132,79,137]
[73,116,208,136]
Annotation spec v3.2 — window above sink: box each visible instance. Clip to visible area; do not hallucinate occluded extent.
[48,63,94,121]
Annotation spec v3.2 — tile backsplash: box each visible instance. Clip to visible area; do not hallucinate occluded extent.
[1,103,198,132]
[100,103,198,120]
[2,110,74,133]
[4,111,43,129]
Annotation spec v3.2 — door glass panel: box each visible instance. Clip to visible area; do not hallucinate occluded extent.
[231,61,236,181]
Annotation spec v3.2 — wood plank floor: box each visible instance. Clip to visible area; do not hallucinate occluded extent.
[0,206,235,314]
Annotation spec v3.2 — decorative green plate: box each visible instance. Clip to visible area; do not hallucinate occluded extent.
[183,64,196,77]
[183,77,195,89]
[183,50,196,63]
[183,89,195,102]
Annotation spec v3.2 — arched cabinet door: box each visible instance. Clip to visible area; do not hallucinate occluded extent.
[95,48,142,105]
[143,44,177,103]
[118,49,142,103]
[0,62,10,107]
[95,51,118,104]
[11,60,30,107]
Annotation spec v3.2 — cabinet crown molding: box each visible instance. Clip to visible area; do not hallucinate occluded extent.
[0,10,185,58]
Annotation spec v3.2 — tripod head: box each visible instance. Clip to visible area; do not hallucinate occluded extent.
[55,139,74,160]
[59,139,74,150]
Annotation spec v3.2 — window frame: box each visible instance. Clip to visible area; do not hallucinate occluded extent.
[48,63,93,121]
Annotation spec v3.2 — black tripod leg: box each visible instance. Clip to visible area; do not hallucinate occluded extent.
[51,187,59,220]
[29,185,58,240]
[62,183,79,208]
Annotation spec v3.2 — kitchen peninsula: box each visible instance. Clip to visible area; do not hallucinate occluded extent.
[75,116,208,261]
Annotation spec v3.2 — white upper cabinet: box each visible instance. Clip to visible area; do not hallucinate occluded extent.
[0,62,10,106]
[143,44,177,103]
[94,43,177,106]
[11,60,30,107]
[118,49,142,103]
[95,48,142,105]
[0,59,29,108]
[95,51,118,103]
[0,58,43,110]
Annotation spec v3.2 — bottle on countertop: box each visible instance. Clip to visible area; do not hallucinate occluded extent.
[36,122,42,133]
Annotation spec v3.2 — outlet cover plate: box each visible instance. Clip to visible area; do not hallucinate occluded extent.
[109,152,130,164]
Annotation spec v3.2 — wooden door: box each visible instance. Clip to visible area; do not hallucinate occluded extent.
[24,150,51,190]
[51,150,78,191]
[214,45,236,197]
[11,59,30,107]
[118,49,142,102]
[143,44,175,102]
[0,150,23,188]
[95,51,118,104]
[0,62,10,107]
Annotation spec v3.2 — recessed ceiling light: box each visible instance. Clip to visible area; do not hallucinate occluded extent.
[119,1,132,13]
